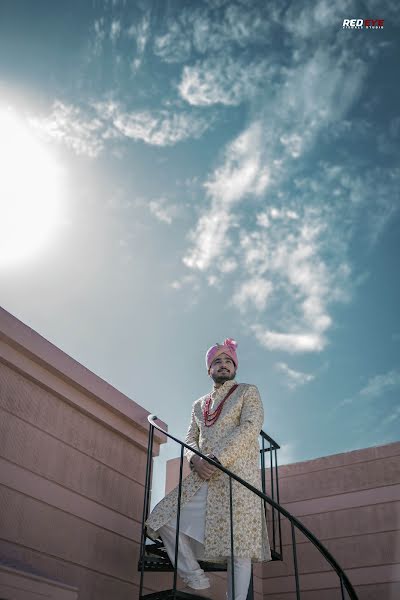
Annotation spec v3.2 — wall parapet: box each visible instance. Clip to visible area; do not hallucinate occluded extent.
[0,306,166,452]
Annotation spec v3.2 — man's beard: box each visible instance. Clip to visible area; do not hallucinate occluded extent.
[211,370,236,384]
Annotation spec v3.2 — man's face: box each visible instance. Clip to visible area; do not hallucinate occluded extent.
[209,353,237,384]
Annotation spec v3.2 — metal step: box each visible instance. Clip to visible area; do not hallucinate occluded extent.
[138,541,281,573]
[138,541,226,572]
[140,590,212,600]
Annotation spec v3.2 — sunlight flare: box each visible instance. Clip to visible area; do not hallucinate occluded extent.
[0,107,64,267]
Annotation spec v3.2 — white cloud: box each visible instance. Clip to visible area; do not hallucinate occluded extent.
[182,91,359,355]
[179,56,271,107]
[207,275,220,287]
[182,40,368,284]
[128,13,150,70]
[170,274,201,295]
[179,34,379,356]
[284,0,349,40]
[273,49,367,161]
[92,18,106,56]
[360,369,400,399]
[153,2,272,64]
[183,122,269,271]
[275,362,315,389]
[29,101,106,158]
[313,163,400,248]
[205,122,270,203]
[110,20,121,43]
[256,213,270,228]
[381,406,400,426]
[239,207,343,353]
[233,278,273,313]
[30,101,212,156]
[73,0,397,360]
[337,369,400,414]
[253,327,325,354]
[148,198,178,225]
[257,208,299,227]
[154,19,192,63]
[112,108,210,146]
[183,208,234,271]
[219,258,237,274]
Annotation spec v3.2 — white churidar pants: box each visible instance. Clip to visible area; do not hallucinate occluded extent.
[159,482,252,600]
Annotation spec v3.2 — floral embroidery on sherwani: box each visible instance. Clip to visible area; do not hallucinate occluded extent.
[145,380,272,563]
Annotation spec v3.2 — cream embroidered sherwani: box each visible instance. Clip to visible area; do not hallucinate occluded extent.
[146,380,272,563]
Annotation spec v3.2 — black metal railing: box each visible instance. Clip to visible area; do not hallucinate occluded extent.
[139,415,358,600]
[260,429,282,561]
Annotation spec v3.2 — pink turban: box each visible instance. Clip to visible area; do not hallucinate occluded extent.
[206,338,238,371]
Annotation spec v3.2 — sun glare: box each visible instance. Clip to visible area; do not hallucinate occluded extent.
[0,107,64,267]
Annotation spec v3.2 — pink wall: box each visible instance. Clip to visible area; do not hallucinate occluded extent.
[262,442,400,600]
[0,307,168,599]
[165,443,400,600]
[2,302,398,600]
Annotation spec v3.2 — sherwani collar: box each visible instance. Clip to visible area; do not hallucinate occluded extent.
[211,379,238,400]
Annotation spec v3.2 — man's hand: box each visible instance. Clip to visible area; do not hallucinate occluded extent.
[191,454,218,480]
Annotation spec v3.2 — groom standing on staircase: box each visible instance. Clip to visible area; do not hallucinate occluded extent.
[146,338,272,600]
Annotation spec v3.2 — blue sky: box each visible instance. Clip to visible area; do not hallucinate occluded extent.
[0,0,399,503]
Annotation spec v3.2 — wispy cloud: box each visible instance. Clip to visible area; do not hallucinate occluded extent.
[275,362,315,389]
[110,106,211,146]
[153,3,271,64]
[177,9,400,355]
[232,278,273,313]
[154,19,192,64]
[29,0,399,364]
[184,192,350,353]
[92,18,106,56]
[29,101,107,158]
[360,369,400,399]
[148,198,179,225]
[170,273,199,291]
[110,19,121,43]
[336,368,400,414]
[183,121,269,271]
[128,12,150,71]
[30,100,213,156]
[247,204,351,353]
[179,56,272,106]
[381,406,400,426]
[254,329,325,354]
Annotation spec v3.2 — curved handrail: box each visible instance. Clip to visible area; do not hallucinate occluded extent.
[147,414,358,600]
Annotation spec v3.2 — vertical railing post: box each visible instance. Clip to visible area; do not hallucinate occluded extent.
[172,445,185,596]
[261,436,266,495]
[139,423,154,599]
[260,435,268,550]
[270,441,276,550]
[274,446,283,559]
[291,522,301,600]
[229,476,235,600]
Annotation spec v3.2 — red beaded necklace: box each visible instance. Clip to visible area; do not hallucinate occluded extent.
[203,384,238,427]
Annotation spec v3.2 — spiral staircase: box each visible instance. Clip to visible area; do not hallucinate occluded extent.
[137,415,358,600]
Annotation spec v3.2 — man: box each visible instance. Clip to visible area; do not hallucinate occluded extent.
[146,338,272,599]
